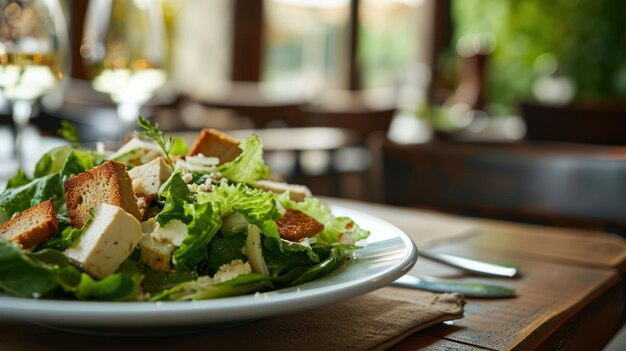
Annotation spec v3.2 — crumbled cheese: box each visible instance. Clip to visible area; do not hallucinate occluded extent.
[141,218,156,234]
[187,182,212,193]
[136,196,147,209]
[199,182,212,192]
[212,259,252,284]
[210,172,222,181]
[182,173,193,183]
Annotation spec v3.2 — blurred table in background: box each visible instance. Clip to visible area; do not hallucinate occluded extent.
[183,82,308,129]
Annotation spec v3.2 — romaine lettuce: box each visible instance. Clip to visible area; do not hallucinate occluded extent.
[276,193,370,247]
[216,134,270,184]
[151,273,273,301]
[0,239,141,300]
[0,147,101,218]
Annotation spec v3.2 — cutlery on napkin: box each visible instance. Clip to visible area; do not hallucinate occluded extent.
[393,274,516,298]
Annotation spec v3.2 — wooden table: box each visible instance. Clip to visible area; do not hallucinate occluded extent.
[329,198,626,350]
[1,198,625,350]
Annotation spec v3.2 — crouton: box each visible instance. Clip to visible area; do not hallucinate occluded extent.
[65,160,142,228]
[188,128,241,164]
[0,199,57,248]
[254,180,312,202]
[276,209,324,242]
[128,157,173,197]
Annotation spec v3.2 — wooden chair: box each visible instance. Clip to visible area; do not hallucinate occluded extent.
[369,133,626,231]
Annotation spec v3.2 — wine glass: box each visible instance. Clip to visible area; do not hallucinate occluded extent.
[0,0,68,169]
[81,0,167,133]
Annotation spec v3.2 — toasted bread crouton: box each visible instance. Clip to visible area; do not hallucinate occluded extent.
[0,199,57,248]
[188,128,241,164]
[276,209,324,242]
[254,180,312,202]
[128,157,172,197]
[65,161,142,228]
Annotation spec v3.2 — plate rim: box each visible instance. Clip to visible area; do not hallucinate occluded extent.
[0,205,418,327]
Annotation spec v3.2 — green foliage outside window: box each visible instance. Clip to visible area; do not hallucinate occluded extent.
[452,0,626,110]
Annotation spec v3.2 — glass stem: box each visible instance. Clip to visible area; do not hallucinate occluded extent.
[12,100,32,170]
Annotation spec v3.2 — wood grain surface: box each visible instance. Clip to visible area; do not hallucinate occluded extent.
[327,198,626,350]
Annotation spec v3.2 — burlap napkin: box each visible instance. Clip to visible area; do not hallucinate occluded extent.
[0,288,464,351]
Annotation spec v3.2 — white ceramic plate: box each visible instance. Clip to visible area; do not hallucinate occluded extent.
[0,206,417,335]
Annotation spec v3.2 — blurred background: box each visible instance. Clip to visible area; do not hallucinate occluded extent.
[2,0,626,233]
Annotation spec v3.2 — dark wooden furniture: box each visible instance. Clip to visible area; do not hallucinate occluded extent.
[370,134,626,230]
[522,101,626,145]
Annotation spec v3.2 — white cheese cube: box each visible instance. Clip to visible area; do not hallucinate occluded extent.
[128,157,173,196]
[139,233,175,271]
[65,204,142,279]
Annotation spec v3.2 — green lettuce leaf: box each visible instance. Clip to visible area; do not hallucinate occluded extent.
[216,134,270,184]
[290,247,346,286]
[173,201,222,269]
[155,171,192,226]
[262,236,319,276]
[0,239,59,297]
[170,137,189,156]
[34,146,98,178]
[6,170,31,189]
[0,173,62,219]
[69,260,143,300]
[276,193,370,247]
[156,172,223,269]
[0,239,142,300]
[0,147,101,218]
[206,233,248,275]
[36,209,95,251]
[140,266,197,295]
[196,183,321,261]
[151,273,273,301]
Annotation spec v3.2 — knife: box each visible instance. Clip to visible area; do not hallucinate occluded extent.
[419,249,520,278]
[392,274,516,298]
